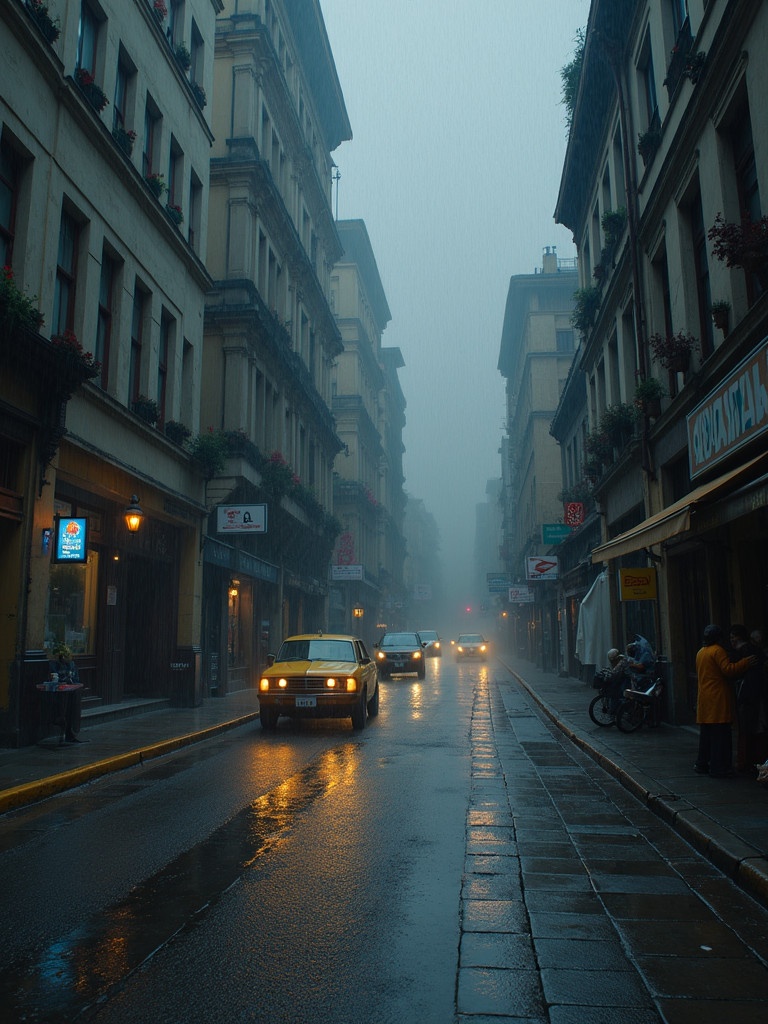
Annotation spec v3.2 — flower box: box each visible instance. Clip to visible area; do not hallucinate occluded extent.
[637,123,661,166]
[26,0,60,43]
[165,203,184,225]
[191,82,207,109]
[175,44,192,72]
[145,173,167,198]
[132,395,160,425]
[708,214,768,288]
[648,330,699,372]
[75,68,109,113]
[112,126,136,156]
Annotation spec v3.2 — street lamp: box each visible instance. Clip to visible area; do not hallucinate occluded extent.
[353,606,364,619]
[123,495,144,533]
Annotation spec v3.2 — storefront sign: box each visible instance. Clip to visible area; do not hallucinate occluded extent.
[331,564,363,581]
[52,517,88,563]
[217,504,267,534]
[687,336,768,479]
[542,524,572,544]
[619,567,657,601]
[525,556,559,581]
[508,586,534,603]
[487,573,512,592]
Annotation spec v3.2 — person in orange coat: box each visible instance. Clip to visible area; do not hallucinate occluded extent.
[694,624,757,778]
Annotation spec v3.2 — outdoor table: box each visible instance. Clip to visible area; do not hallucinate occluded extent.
[36,682,84,744]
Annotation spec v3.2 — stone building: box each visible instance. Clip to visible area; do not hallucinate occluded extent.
[329,219,407,646]
[1,0,220,744]
[202,0,351,688]
[497,249,578,670]
[555,0,768,721]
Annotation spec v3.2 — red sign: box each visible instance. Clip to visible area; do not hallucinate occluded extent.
[564,502,585,526]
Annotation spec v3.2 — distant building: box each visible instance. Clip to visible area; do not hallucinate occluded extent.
[497,248,578,669]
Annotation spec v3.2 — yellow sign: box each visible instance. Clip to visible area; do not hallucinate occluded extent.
[619,567,657,601]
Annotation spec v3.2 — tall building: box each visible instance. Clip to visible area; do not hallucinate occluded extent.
[329,219,400,644]
[555,0,768,721]
[1,0,220,744]
[202,0,351,688]
[497,248,578,668]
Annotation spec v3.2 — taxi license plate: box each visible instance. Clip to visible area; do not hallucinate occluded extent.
[295,696,317,708]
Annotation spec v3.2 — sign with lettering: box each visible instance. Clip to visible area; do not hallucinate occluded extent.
[487,573,512,593]
[508,586,534,603]
[525,556,559,581]
[53,517,88,563]
[687,337,768,478]
[331,564,363,581]
[542,523,572,544]
[217,504,267,533]
[619,567,658,601]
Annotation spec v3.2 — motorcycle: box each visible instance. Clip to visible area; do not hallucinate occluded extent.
[615,675,664,733]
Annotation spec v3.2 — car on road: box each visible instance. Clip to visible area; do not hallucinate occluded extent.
[374,631,427,679]
[258,633,379,731]
[455,633,489,660]
[417,630,442,657]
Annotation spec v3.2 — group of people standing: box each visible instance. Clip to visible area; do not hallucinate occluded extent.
[695,624,768,779]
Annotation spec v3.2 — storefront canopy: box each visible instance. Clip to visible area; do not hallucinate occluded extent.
[591,451,768,563]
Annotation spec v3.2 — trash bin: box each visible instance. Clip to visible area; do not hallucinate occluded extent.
[170,646,203,707]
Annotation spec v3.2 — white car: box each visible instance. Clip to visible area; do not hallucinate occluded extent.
[455,633,489,660]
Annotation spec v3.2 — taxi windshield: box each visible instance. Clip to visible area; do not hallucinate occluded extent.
[277,639,356,662]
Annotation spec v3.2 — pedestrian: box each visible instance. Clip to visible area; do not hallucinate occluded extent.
[694,624,757,778]
[730,624,768,773]
[625,634,655,686]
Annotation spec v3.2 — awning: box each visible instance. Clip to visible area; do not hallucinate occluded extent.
[591,451,768,563]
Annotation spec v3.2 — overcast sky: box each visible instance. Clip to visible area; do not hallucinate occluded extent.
[320,0,590,611]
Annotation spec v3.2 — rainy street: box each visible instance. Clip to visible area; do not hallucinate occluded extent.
[2,656,768,1023]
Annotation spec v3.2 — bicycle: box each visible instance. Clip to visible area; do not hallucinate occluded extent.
[588,668,618,727]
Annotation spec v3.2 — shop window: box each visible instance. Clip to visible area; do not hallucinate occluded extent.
[46,551,100,656]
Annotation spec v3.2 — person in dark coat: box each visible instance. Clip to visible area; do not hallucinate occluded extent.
[730,624,768,774]
[694,624,756,778]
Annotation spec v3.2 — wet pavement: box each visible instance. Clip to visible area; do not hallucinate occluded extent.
[2,656,768,1022]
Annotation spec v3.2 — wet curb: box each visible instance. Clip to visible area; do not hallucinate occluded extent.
[0,712,259,815]
[501,659,768,912]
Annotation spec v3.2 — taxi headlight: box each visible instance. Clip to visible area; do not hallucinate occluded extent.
[480,645,487,652]
[278,678,288,688]
[259,678,270,691]
[326,678,337,688]
[346,677,357,692]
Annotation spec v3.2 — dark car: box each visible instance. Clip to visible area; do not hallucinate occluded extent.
[417,630,442,657]
[375,631,426,679]
[258,633,379,731]
[455,633,489,660]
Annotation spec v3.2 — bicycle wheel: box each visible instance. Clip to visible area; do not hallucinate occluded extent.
[616,699,645,733]
[589,693,616,727]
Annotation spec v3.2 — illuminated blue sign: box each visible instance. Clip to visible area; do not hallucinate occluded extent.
[54,517,88,563]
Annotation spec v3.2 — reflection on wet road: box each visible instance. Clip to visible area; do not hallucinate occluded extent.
[1,745,364,1022]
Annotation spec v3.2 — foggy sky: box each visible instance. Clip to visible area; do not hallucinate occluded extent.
[321,0,590,613]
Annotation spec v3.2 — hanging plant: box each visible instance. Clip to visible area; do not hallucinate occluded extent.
[710,300,731,333]
[1,264,44,333]
[648,330,699,372]
[601,207,627,247]
[164,420,191,445]
[570,286,601,334]
[132,394,160,424]
[708,213,768,287]
[190,428,229,479]
[600,403,636,445]
[637,123,661,165]
[633,376,665,417]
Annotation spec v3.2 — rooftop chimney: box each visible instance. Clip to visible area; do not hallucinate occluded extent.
[542,246,558,275]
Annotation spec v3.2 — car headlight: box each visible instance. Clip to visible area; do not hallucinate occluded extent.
[326,678,337,688]
[413,650,422,660]
[434,642,440,650]
[480,645,487,652]
[457,646,464,653]
[278,678,288,688]
[376,650,385,660]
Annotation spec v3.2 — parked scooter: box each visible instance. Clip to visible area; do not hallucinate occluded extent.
[588,649,627,727]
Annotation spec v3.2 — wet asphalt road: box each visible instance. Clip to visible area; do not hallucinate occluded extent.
[1,657,768,1022]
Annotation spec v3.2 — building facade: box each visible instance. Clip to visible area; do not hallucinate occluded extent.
[555,0,768,722]
[202,0,351,688]
[1,0,221,745]
[497,249,578,670]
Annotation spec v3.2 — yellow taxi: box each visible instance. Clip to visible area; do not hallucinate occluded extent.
[258,632,379,731]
